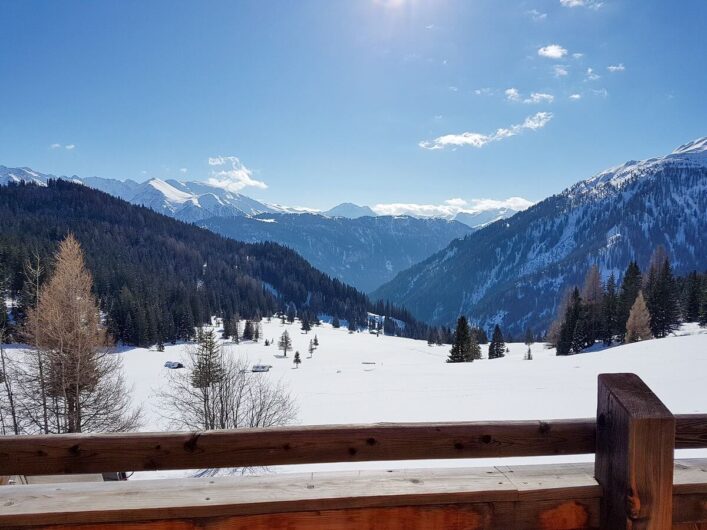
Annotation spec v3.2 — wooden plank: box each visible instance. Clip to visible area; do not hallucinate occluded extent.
[0,419,597,476]
[595,373,676,529]
[676,414,707,449]
[0,463,598,527]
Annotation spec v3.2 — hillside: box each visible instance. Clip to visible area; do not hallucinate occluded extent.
[0,181,431,346]
[373,138,707,335]
[199,214,472,292]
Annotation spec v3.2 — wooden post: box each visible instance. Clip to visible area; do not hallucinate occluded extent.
[595,373,675,529]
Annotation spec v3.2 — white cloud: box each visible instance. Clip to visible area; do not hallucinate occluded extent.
[419,112,553,150]
[50,143,61,149]
[474,87,494,96]
[179,167,188,173]
[65,144,75,150]
[569,93,582,100]
[572,52,584,59]
[506,89,554,104]
[538,44,568,59]
[586,67,600,80]
[448,86,459,92]
[607,63,625,72]
[553,65,569,77]
[206,156,267,192]
[372,197,534,218]
[50,143,75,150]
[526,92,554,104]
[560,0,604,9]
[526,9,547,21]
[591,88,609,97]
[505,88,521,102]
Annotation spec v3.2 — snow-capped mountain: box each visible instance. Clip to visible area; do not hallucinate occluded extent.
[323,203,377,219]
[372,137,707,335]
[199,214,472,293]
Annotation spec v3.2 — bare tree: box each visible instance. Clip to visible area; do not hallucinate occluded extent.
[0,326,20,435]
[159,328,297,432]
[21,234,140,433]
[626,291,652,343]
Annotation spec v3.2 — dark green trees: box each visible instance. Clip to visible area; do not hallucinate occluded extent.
[447,316,480,362]
[488,325,506,359]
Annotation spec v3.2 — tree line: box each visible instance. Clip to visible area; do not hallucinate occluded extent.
[549,246,707,355]
[0,181,439,346]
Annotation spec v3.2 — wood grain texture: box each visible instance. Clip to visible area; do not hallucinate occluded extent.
[2,461,705,529]
[0,419,597,476]
[595,373,676,530]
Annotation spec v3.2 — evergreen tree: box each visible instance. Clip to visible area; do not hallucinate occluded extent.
[293,351,301,368]
[253,322,260,342]
[468,330,481,361]
[683,271,702,322]
[700,287,707,327]
[557,288,582,355]
[524,327,534,346]
[232,318,240,344]
[191,328,224,389]
[616,261,642,342]
[301,316,311,334]
[447,316,472,363]
[313,335,319,347]
[348,319,356,333]
[645,256,680,338]
[488,325,506,359]
[278,330,292,357]
[286,305,296,324]
[242,320,255,341]
[308,339,315,358]
[332,316,340,328]
[626,291,652,343]
[581,265,603,346]
[472,327,488,345]
[524,346,533,360]
[600,273,618,345]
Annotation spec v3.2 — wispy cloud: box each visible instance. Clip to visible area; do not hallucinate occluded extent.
[65,144,75,150]
[607,63,625,72]
[538,44,568,59]
[372,197,534,218]
[526,9,547,21]
[419,112,553,150]
[506,89,554,104]
[50,143,61,149]
[505,88,521,102]
[207,156,267,192]
[569,93,582,100]
[560,0,604,9]
[474,87,494,96]
[448,86,459,92]
[586,67,601,80]
[50,143,75,150]
[554,65,569,77]
[179,167,188,174]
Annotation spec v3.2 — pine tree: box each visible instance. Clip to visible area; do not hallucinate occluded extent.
[645,256,680,338]
[293,351,301,368]
[468,330,481,361]
[524,327,534,346]
[557,288,582,355]
[253,322,260,342]
[626,291,652,343]
[286,306,296,324]
[278,330,292,357]
[488,325,506,359]
[191,328,224,389]
[332,316,340,328]
[616,262,642,340]
[447,316,472,363]
[472,327,488,345]
[313,335,319,347]
[600,273,618,345]
[699,287,707,327]
[581,265,603,346]
[524,346,533,360]
[684,271,702,322]
[301,316,311,334]
[348,319,356,333]
[308,339,315,358]
[242,320,255,341]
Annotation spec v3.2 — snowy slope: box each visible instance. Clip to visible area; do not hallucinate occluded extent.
[113,319,707,477]
[373,137,707,334]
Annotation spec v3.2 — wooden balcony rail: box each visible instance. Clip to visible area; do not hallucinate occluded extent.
[0,373,705,530]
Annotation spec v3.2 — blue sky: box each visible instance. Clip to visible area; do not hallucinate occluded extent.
[1,0,705,211]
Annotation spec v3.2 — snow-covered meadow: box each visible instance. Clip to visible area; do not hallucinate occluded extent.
[119,319,707,477]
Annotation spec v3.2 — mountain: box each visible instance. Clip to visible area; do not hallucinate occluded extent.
[323,203,377,219]
[0,180,433,346]
[372,137,707,336]
[198,214,473,293]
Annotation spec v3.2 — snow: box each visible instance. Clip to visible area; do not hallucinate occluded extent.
[115,319,707,478]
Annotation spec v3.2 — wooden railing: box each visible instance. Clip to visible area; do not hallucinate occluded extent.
[0,373,705,529]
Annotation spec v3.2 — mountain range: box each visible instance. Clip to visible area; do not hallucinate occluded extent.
[199,214,472,292]
[0,166,516,292]
[372,137,707,336]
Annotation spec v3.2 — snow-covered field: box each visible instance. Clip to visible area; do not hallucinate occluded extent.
[119,320,707,478]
